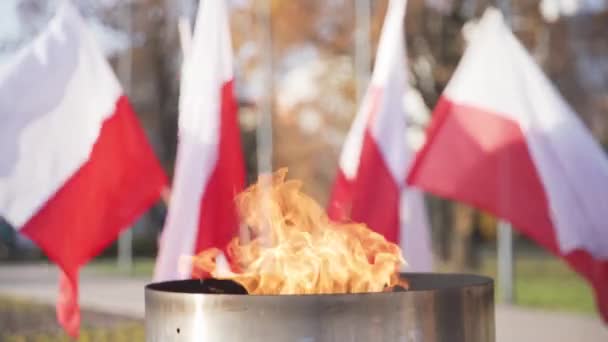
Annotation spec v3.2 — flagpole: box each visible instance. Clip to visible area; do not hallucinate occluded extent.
[257,0,274,175]
[118,0,133,274]
[497,220,514,303]
[254,0,274,245]
[178,0,195,58]
[496,0,515,305]
[354,0,371,104]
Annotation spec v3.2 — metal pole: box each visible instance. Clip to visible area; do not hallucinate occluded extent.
[178,0,195,58]
[118,0,133,274]
[118,230,133,273]
[257,0,273,175]
[354,0,371,104]
[497,220,514,303]
[253,0,274,246]
[496,0,514,304]
[497,0,512,26]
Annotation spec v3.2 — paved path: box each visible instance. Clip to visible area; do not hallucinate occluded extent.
[0,263,145,318]
[496,304,608,341]
[1,263,606,341]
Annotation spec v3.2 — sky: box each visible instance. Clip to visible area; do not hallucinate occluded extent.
[0,0,129,63]
[540,0,608,21]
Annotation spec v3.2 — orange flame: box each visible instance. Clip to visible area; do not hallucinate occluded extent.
[191,169,408,294]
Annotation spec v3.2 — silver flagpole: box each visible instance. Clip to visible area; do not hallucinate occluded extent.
[178,0,195,58]
[254,0,274,246]
[257,0,274,175]
[496,0,515,305]
[118,0,133,274]
[354,0,371,104]
[498,220,514,303]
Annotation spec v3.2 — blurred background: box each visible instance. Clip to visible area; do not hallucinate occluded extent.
[0,0,607,340]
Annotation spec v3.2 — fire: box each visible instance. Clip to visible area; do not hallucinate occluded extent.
[190,169,408,294]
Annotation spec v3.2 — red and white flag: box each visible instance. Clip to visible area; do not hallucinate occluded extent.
[408,8,608,321]
[0,2,167,337]
[154,0,245,281]
[328,0,433,271]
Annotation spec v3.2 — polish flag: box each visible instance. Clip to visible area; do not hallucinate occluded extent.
[0,2,167,337]
[154,0,245,281]
[328,0,433,271]
[408,8,608,321]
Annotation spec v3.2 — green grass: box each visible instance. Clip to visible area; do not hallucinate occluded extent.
[0,296,143,341]
[2,325,144,342]
[479,254,596,314]
[83,258,154,277]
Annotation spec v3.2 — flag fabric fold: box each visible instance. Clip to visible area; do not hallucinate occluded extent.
[154,0,245,281]
[328,0,433,271]
[0,2,167,337]
[408,8,608,321]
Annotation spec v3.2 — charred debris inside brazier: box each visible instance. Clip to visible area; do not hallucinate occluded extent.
[194,278,407,295]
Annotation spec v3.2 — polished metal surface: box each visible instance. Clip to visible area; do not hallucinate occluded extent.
[145,273,494,342]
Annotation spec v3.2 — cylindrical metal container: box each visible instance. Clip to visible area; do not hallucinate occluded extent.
[146,273,494,342]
